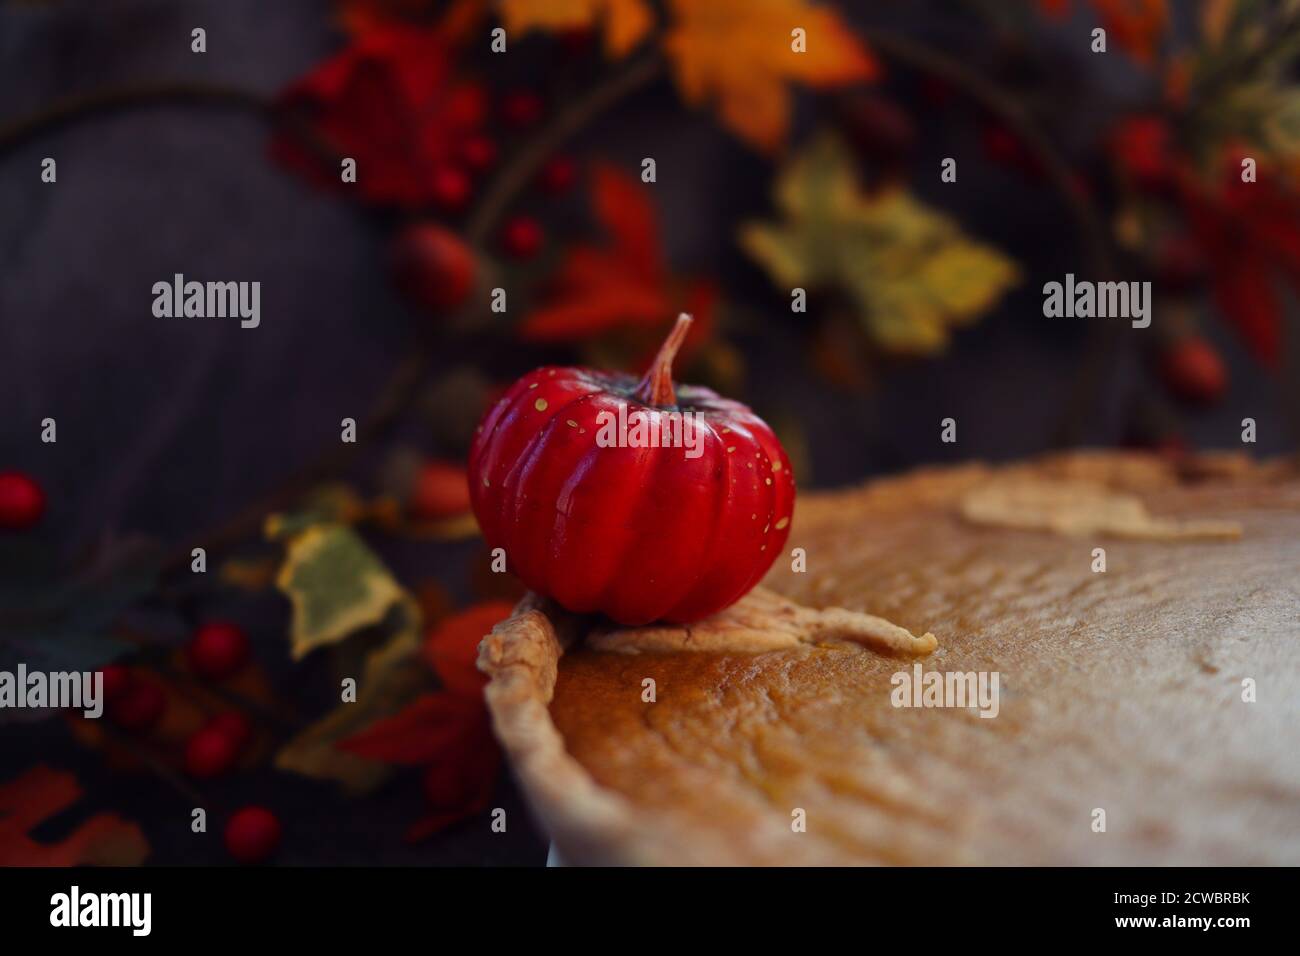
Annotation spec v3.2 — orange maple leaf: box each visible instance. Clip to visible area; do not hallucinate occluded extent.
[0,766,148,866]
[498,0,654,58]
[519,163,716,354]
[663,0,877,152]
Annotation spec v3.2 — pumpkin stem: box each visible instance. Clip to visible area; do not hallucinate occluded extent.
[634,313,692,406]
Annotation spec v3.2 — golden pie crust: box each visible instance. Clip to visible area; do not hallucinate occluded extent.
[478,451,1300,865]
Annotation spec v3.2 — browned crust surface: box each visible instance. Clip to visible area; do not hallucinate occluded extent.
[479,451,1300,865]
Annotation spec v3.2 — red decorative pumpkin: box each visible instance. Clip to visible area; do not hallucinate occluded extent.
[469,314,794,626]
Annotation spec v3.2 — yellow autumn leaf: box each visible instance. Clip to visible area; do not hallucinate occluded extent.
[498,0,654,57]
[663,0,876,152]
[740,133,1020,355]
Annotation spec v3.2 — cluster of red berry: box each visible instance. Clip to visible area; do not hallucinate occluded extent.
[2,469,281,862]
[100,622,281,863]
[392,89,578,317]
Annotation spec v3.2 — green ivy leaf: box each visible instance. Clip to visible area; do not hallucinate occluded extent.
[273,523,411,661]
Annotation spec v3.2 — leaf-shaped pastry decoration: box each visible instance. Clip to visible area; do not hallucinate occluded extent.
[586,586,937,656]
[959,479,1243,539]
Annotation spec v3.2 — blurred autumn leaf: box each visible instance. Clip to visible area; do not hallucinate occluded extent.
[275,625,425,792]
[341,692,499,841]
[271,23,487,207]
[1039,0,1168,65]
[498,0,876,151]
[499,0,654,57]
[740,133,1020,354]
[1104,6,1300,371]
[663,0,877,152]
[0,538,156,712]
[268,521,418,661]
[1179,0,1300,168]
[340,692,486,763]
[0,766,148,866]
[335,601,513,838]
[520,162,718,364]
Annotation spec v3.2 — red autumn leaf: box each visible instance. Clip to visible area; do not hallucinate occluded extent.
[0,766,148,866]
[1092,0,1167,65]
[422,601,516,698]
[591,162,663,283]
[338,692,485,764]
[519,163,717,351]
[1180,159,1300,369]
[1038,1,1168,64]
[271,24,486,207]
[336,691,501,841]
[407,715,500,841]
[1215,168,1300,281]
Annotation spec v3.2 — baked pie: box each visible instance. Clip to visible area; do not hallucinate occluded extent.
[479,452,1300,865]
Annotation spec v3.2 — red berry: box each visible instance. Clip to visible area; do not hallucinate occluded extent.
[185,725,240,779]
[538,155,577,195]
[391,224,477,313]
[500,216,543,259]
[459,136,497,173]
[109,681,165,732]
[409,461,472,521]
[1160,336,1227,406]
[1110,115,1177,194]
[429,164,471,211]
[99,664,133,702]
[206,711,253,751]
[500,90,543,127]
[187,621,251,681]
[224,807,281,865]
[0,471,45,531]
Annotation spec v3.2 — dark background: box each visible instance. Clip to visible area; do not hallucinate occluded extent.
[1,0,1296,865]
